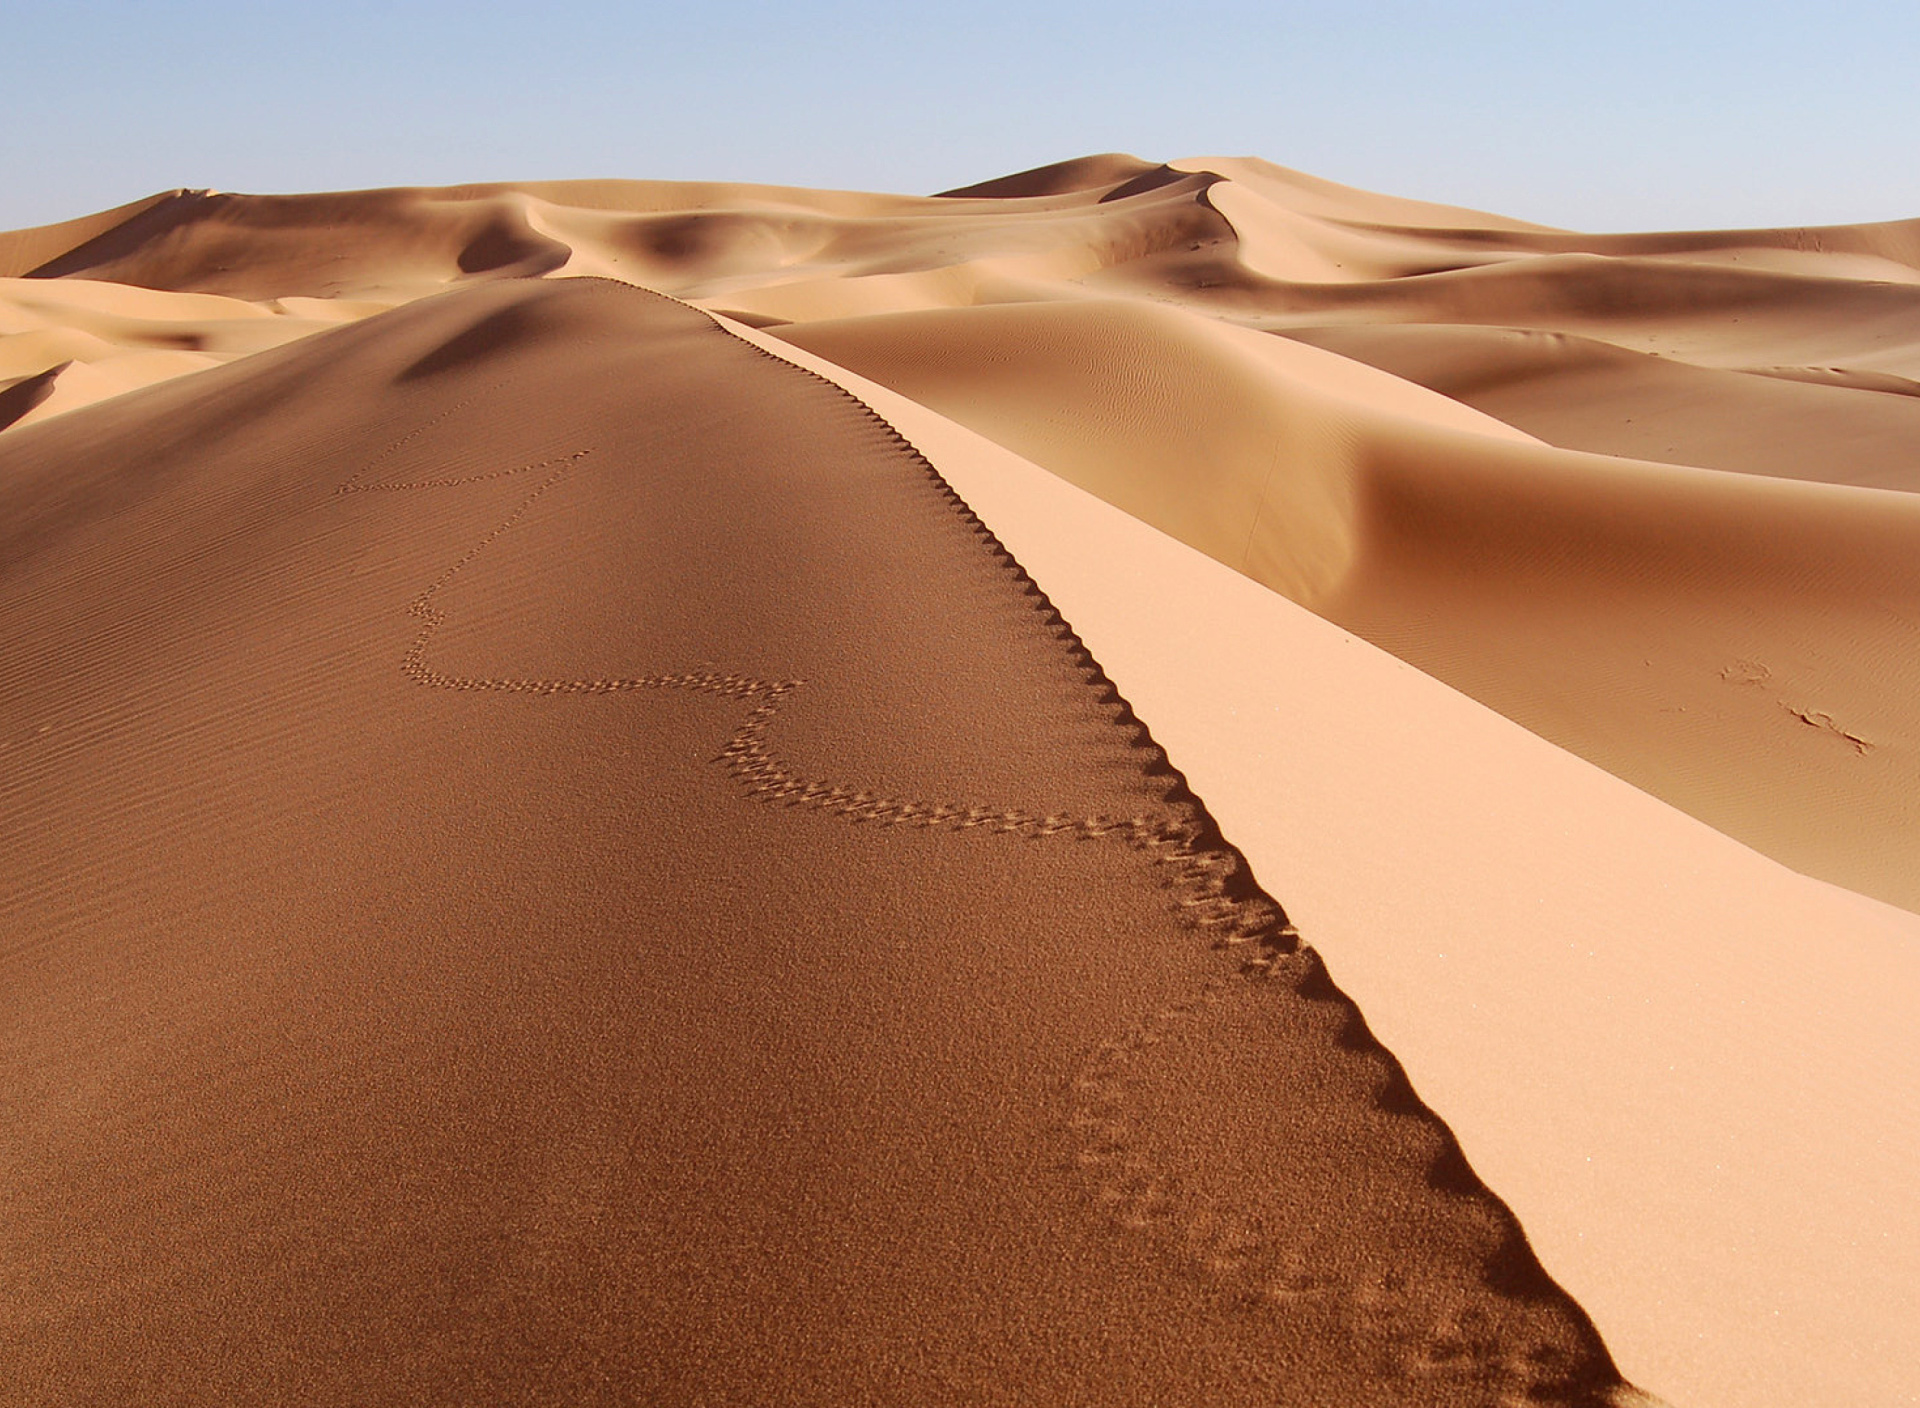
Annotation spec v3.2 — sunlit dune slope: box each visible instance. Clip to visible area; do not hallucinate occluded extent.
[768,325,1920,1408]
[776,299,1920,913]
[0,275,385,432]
[6,151,1920,1408]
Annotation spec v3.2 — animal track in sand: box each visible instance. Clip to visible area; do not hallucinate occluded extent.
[338,283,1585,1400]
[1067,968,1595,1399]
[337,294,1297,982]
[337,400,1291,967]
[1782,703,1873,754]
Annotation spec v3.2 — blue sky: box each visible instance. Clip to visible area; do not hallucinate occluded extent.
[4,0,1915,234]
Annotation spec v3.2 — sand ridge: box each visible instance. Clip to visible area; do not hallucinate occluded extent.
[347,284,1295,973]
[6,153,1918,1406]
[8,156,1915,907]
[766,332,1917,1408]
[1,275,1633,1404]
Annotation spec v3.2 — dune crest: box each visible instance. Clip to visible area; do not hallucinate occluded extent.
[8,159,1919,903]
[775,325,1919,1408]
[8,160,1919,903]
[3,276,1634,1407]
[5,154,1919,1407]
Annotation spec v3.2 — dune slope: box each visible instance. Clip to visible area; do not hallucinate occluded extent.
[0,277,1629,1406]
[6,154,1918,1406]
[784,338,1920,1408]
[775,298,1920,912]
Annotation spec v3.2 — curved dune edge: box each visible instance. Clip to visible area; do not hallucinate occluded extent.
[728,319,1920,1408]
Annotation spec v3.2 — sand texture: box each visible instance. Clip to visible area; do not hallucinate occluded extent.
[2,278,1630,1404]
[6,158,1916,911]
[823,347,1920,1408]
[5,155,1918,1407]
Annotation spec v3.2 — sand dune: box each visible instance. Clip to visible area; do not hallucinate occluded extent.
[1280,323,1920,491]
[0,275,391,433]
[2,276,1628,1406]
[772,326,1920,1408]
[9,159,1916,911]
[5,154,1919,1406]
[775,298,1920,912]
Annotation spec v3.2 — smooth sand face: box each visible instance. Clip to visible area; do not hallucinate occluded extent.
[4,155,1917,1407]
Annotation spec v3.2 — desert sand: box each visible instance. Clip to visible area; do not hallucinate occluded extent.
[3,156,1916,1407]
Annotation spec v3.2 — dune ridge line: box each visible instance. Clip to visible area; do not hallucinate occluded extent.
[0,269,1634,1404]
[328,281,1628,1397]
[341,281,1297,977]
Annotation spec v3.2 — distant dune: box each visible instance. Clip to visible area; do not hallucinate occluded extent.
[3,155,1916,1408]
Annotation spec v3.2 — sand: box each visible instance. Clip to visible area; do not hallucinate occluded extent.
[9,159,1914,910]
[2,276,1623,1405]
[777,334,1920,1408]
[4,155,1917,1407]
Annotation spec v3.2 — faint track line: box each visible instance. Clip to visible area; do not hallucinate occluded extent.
[339,291,1300,979]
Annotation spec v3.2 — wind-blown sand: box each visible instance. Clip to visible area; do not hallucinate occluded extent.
[3,156,1916,1407]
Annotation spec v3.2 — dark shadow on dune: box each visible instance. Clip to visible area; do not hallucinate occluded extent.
[0,362,64,433]
[397,301,548,381]
[709,307,793,329]
[1098,165,1207,204]
[25,189,219,285]
[934,153,1164,200]
[455,217,571,277]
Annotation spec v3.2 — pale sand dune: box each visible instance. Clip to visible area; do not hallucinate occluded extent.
[16,163,1914,913]
[0,351,219,432]
[775,300,1920,913]
[747,323,1920,1408]
[1282,323,1920,492]
[0,276,395,432]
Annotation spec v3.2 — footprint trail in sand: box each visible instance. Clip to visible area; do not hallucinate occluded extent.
[0,275,1626,1406]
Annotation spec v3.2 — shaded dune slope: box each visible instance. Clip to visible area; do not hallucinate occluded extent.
[0,278,1628,1405]
[1282,323,1920,492]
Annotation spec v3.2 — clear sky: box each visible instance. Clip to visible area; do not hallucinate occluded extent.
[5,0,1915,234]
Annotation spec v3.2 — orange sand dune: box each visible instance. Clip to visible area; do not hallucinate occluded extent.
[2,276,1630,1407]
[6,153,1919,1407]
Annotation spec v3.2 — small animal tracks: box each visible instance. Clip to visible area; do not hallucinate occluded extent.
[1782,703,1872,754]
[338,313,1300,979]
[1718,659,1873,754]
[343,286,1513,1382]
